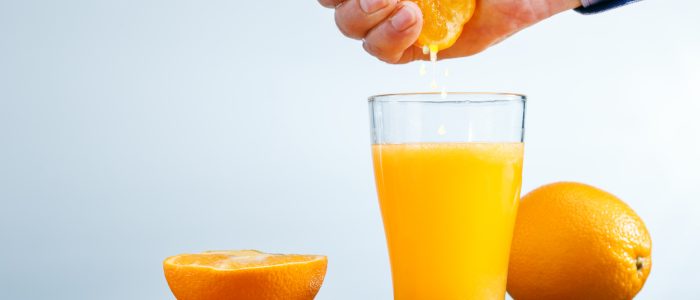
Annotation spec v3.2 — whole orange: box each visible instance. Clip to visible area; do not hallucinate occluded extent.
[507,182,652,300]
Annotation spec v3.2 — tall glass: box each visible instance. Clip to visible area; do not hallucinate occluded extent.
[369,93,526,300]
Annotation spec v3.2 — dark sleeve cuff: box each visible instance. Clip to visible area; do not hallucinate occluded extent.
[575,0,642,15]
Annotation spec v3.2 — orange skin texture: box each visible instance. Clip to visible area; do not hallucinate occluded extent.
[507,182,652,300]
[163,251,328,300]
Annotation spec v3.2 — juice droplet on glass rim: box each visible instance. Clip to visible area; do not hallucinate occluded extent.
[430,79,438,89]
[441,87,448,99]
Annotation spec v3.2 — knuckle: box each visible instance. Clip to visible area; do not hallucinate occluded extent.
[363,42,400,64]
[402,46,421,64]
[362,41,378,56]
[335,13,365,39]
[378,55,401,64]
[318,0,343,8]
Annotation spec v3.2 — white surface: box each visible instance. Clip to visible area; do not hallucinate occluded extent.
[1,1,698,299]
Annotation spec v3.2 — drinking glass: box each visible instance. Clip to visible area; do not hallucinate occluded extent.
[369,92,526,300]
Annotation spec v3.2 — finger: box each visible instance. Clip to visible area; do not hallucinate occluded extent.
[363,1,422,64]
[318,0,345,8]
[335,0,399,40]
[394,45,429,64]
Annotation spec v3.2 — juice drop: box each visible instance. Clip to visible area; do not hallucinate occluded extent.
[429,44,439,90]
[429,44,439,63]
[437,125,447,135]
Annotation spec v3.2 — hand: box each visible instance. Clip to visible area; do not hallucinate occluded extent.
[319,0,583,64]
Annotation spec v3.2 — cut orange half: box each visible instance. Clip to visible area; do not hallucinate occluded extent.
[411,0,477,51]
[163,250,328,300]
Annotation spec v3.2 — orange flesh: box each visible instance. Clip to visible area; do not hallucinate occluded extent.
[412,0,477,51]
[166,250,324,270]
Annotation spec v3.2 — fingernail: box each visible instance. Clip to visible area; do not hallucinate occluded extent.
[390,4,417,32]
[360,0,389,14]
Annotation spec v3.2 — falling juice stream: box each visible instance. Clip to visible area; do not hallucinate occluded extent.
[420,44,449,99]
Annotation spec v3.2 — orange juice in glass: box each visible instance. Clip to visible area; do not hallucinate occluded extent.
[369,93,526,300]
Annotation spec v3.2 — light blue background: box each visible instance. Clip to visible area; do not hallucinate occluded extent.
[1,1,698,299]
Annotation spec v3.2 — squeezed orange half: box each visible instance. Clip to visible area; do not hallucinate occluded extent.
[411,0,477,51]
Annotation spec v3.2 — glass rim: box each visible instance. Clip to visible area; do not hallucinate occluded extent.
[368,92,527,103]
